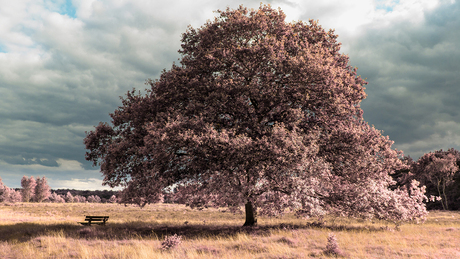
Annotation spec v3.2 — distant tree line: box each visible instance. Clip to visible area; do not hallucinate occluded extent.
[52,189,119,202]
[2,148,460,211]
[0,175,120,204]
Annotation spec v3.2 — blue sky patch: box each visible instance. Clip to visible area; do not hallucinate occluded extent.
[376,0,400,12]
[0,44,6,53]
[60,0,77,18]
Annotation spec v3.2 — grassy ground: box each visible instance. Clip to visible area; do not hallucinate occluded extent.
[0,202,459,258]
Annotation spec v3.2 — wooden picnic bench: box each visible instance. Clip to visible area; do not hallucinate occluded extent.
[78,216,109,226]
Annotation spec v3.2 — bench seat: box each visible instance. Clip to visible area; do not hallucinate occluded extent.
[78,216,109,226]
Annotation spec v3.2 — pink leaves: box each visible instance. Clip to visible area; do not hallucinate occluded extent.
[84,4,427,224]
[161,234,182,250]
[425,154,458,179]
[411,149,460,210]
[324,233,344,257]
[21,176,36,202]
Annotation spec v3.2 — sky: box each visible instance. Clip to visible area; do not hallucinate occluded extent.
[0,0,459,190]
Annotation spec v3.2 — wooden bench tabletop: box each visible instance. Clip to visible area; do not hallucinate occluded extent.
[78,215,109,225]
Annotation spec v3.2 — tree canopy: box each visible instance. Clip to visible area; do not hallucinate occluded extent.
[84,4,427,225]
[408,149,460,210]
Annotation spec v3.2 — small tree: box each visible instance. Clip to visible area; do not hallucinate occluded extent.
[108,195,118,203]
[324,233,344,257]
[74,195,87,203]
[21,176,36,202]
[84,4,427,225]
[87,195,101,203]
[65,192,75,203]
[8,189,22,203]
[0,177,7,202]
[0,179,22,203]
[34,176,51,202]
[49,192,65,203]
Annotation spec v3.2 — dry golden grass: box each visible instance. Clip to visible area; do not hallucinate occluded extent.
[0,202,459,258]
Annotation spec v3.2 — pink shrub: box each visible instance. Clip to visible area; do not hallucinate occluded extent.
[108,195,118,203]
[74,195,87,203]
[161,234,182,250]
[87,195,101,203]
[8,189,22,203]
[324,233,344,257]
[49,192,65,203]
[65,192,74,203]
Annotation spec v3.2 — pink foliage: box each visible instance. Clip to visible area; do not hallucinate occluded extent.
[413,149,460,210]
[161,234,182,250]
[9,189,22,203]
[65,192,74,203]
[0,178,5,201]
[0,177,23,203]
[0,177,9,202]
[108,195,118,203]
[34,176,51,202]
[0,183,22,203]
[74,195,87,203]
[49,192,65,203]
[84,4,427,224]
[21,176,36,202]
[87,195,102,203]
[325,233,344,256]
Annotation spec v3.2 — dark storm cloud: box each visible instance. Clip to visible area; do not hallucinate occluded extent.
[0,0,459,188]
[348,1,460,158]
[0,0,266,188]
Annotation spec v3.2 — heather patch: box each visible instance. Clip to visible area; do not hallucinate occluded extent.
[161,234,182,250]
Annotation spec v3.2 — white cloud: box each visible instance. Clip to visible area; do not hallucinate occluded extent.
[0,164,114,190]
[0,157,118,190]
[0,0,459,188]
[50,178,122,190]
[268,0,447,54]
[56,158,84,171]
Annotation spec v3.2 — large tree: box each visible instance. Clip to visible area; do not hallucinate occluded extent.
[85,5,427,225]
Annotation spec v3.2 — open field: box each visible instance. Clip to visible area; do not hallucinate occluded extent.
[0,203,459,258]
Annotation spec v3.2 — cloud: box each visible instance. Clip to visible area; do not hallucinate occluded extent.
[49,177,122,191]
[346,0,460,158]
[0,157,113,189]
[396,121,460,156]
[0,0,270,189]
[0,0,459,189]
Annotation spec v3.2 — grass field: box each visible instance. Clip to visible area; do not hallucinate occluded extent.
[0,202,459,258]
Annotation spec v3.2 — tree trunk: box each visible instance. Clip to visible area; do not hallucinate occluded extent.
[243,201,257,226]
[437,180,447,210]
[442,181,449,210]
